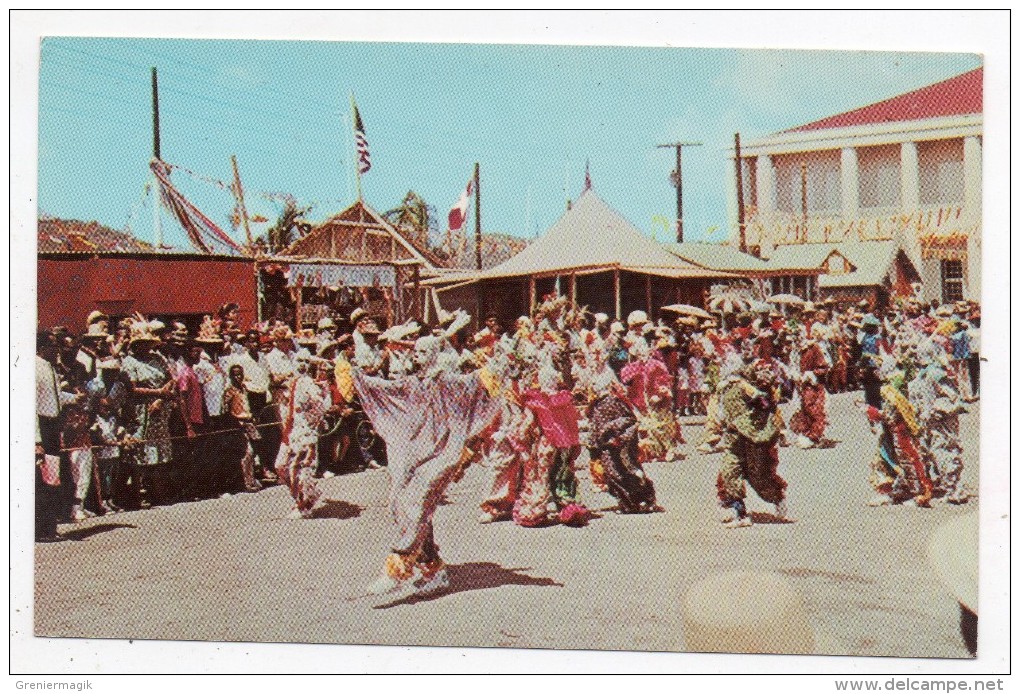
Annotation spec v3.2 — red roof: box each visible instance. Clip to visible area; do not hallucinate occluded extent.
[788,67,982,133]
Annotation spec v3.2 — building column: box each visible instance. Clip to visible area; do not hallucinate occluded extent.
[900,141,920,211]
[755,154,776,255]
[840,147,860,219]
[963,136,982,300]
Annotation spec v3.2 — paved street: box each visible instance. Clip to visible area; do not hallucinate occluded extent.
[34,392,980,658]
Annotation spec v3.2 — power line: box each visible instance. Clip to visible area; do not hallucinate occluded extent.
[42,42,344,126]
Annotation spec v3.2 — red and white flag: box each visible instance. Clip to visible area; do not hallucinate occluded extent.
[448,176,474,232]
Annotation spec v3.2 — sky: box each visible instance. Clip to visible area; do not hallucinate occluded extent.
[37,35,980,252]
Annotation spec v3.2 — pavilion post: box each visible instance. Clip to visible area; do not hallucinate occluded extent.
[569,273,577,308]
[613,268,621,321]
[645,274,652,317]
[529,276,537,315]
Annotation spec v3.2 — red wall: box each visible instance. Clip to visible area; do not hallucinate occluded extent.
[38,256,258,332]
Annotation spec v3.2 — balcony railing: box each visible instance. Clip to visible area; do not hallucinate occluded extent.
[744,204,976,247]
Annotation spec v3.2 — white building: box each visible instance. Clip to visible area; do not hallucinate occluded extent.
[732,67,982,304]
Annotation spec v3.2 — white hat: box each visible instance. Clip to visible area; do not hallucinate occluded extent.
[350,307,368,324]
[610,321,625,335]
[627,310,649,327]
[316,317,336,331]
[594,313,609,325]
[682,571,815,655]
[86,310,108,327]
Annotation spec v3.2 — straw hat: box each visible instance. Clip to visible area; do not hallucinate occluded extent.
[195,316,223,345]
[295,328,317,346]
[682,570,816,655]
[316,317,336,331]
[927,512,978,613]
[316,340,339,357]
[350,307,368,325]
[85,310,108,328]
[609,321,626,335]
[935,305,954,317]
[268,325,292,342]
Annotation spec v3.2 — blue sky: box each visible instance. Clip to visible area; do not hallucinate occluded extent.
[38,38,980,250]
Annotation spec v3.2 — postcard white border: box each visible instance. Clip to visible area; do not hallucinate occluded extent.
[9,9,1011,684]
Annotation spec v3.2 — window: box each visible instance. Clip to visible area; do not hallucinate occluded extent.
[919,139,965,206]
[858,144,901,209]
[941,259,964,303]
[774,151,842,213]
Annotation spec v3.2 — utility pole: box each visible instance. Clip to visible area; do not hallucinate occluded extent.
[734,133,746,253]
[656,141,702,243]
[151,67,163,248]
[474,162,482,271]
[231,155,254,247]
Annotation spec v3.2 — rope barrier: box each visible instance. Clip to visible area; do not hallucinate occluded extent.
[58,418,284,455]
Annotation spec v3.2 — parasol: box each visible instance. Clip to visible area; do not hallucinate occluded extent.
[661,303,713,320]
[707,292,752,314]
[767,293,805,305]
[707,291,752,330]
[767,293,806,316]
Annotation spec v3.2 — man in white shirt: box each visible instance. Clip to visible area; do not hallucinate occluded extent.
[36,331,80,541]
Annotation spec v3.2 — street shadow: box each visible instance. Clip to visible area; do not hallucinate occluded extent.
[373,562,564,609]
[309,499,363,520]
[59,522,137,541]
[749,511,795,525]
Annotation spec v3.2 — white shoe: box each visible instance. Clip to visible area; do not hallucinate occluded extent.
[774,500,790,520]
[414,568,450,596]
[322,471,336,479]
[722,516,753,529]
[866,494,892,507]
[367,460,383,470]
[72,505,88,522]
[285,508,303,520]
[478,511,498,524]
[366,575,402,595]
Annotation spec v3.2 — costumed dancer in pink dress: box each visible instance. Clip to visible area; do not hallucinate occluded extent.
[621,339,684,463]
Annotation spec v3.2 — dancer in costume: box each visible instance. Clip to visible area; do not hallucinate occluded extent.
[586,364,660,514]
[716,360,789,528]
[862,369,933,508]
[274,349,329,519]
[355,336,501,596]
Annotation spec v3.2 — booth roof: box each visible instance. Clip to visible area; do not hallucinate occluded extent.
[426,190,734,284]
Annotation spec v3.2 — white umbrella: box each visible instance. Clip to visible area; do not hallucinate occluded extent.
[708,292,752,314]
[661,303,713,320]
[708,292,752,330]
[767,293,806,306]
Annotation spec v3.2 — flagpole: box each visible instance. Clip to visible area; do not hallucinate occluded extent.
[350,93,364,202]
[474,162,482,271]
